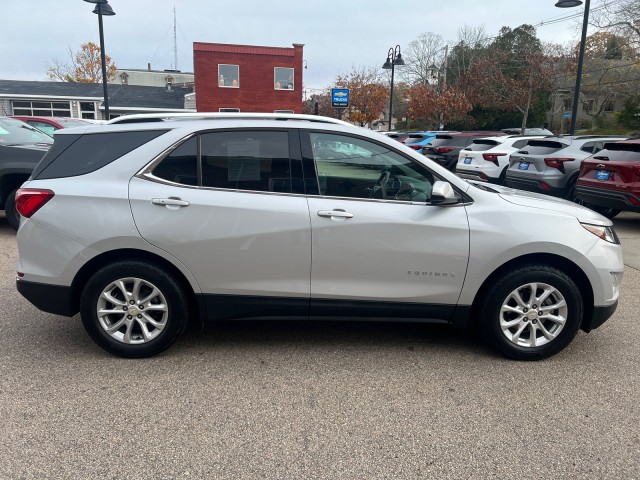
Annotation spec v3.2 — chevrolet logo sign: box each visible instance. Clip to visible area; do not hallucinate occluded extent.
[334,91,347,97]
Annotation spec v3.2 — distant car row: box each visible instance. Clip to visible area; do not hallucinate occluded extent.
[383,128,639,218]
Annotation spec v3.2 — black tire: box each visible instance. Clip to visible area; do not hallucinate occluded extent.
[80,261,188,358]
[479,264,583,360]
[4,188,20,231]
[497,167,508,185]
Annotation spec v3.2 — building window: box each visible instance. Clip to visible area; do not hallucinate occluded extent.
[80,102,96,119]
[604,100,614,112]
[218,64,239,88]
[12,100,72,117]
[219,108,240,112]
[274,110,294,113]
[274,67,294,90]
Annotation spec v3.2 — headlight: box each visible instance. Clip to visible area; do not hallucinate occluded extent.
[581,223,620,244]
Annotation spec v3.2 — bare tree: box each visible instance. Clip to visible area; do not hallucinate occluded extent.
[447,24,489,86]
[400,32,446,85]
[586,0,640,55]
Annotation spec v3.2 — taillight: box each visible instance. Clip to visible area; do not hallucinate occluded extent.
[435,147,454,154]
[544,157,574,173]
[408,145,422,150]
[633,164,640,178]
[482,153,507,166]
[15,189,55,218]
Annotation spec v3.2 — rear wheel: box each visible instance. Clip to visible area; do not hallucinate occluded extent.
[4,188,19,230]
[479,264,582,360]
[80,261,188,358]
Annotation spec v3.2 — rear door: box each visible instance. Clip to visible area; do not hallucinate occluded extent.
[129,128,312,319]
[303,131,469,321]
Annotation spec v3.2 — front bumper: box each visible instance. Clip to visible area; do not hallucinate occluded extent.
[581,300,618,332]
[16,278,76,317]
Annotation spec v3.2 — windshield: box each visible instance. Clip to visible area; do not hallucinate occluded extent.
[0,118,53,145]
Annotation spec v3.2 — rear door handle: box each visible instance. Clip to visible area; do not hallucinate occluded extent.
[152,197,190,207]
[317,210,354,219]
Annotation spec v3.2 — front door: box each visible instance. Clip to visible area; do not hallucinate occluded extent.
[303,131,470,321]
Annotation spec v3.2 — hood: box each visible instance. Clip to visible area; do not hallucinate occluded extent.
[469,182,611,226]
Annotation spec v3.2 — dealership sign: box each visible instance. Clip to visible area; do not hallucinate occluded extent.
[331,88,349,108]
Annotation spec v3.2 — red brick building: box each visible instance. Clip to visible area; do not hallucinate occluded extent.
[193,42,304,113]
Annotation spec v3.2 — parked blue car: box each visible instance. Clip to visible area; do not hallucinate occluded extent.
[402,131,439,154]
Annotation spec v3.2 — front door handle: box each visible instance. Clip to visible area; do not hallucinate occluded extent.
[317,210,354,219]
[152,197,190,207]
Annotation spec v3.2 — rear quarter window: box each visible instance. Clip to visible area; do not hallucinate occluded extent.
[33,130,167,180]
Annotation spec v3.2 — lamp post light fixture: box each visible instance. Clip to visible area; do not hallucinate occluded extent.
[382,45,404,131]
[83,0,116,120]
[556,0,590,135]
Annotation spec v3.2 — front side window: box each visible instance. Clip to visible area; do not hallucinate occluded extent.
[201,131,292,193]
[274,67,294,90]
[218,64,239,88]
[309,132,435,202]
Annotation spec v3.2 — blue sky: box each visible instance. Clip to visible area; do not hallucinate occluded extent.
[2,0,588,89]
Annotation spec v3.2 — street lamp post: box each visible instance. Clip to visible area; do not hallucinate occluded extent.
[84,0,116,120]
[382,45,404,131]
[556,0,590,135]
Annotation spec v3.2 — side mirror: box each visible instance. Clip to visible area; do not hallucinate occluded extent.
[431,181,460,205]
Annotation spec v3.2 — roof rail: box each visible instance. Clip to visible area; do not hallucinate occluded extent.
[107,112,355,128]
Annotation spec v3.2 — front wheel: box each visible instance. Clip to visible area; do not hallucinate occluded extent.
[80,261,188,358]
[479,265,583,360]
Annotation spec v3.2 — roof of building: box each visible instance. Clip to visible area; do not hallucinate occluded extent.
[0,79,192,110]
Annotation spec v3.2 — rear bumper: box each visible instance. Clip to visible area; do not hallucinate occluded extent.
[504,175,565,196]
[575,185,640,213]
[581,300,618,333]
[16,279,76,317]
[456,168,502,183]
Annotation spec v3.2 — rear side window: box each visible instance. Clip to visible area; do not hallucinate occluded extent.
[201,131,292,193]
[428,136,453,148]
[511,139,529,149]
[34,130,167,180]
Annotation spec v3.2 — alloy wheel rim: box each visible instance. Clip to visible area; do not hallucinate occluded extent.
[499,282,567,348]
[96,277,168,344]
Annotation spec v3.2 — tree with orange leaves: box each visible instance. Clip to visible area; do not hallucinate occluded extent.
[47,42,117,83]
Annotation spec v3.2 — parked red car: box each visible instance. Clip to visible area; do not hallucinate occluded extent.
[10,116,92,137]
[575,138,640,218]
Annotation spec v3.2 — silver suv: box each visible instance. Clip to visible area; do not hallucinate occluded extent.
[505,136,626,199]
[15,113,623,360]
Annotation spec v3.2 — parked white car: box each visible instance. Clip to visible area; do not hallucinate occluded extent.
[456,135,545,184]
[15,113,623,360]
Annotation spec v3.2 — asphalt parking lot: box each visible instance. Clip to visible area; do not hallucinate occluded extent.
[1,213,639,479]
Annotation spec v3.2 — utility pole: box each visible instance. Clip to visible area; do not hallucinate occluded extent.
[173,6,178,70]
